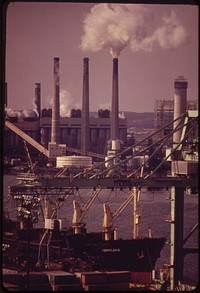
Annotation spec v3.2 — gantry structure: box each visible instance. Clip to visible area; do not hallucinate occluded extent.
[5,110,199,290]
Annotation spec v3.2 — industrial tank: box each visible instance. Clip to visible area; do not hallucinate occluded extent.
[56,156,92,168]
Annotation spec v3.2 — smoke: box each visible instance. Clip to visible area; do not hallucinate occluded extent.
[60,89,73,117]
[46,89,81,117]
[5,107,37,118]
[21,110,37,118]
[130,10,188,52]
[119,112,125,119]
[81,4,188,57]
[99,102,111,110]
[32,97,39,117]
[5,107,21,117]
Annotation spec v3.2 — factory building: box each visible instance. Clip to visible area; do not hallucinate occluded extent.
[40,111,127,153]
[4,57,197,163]
[4,56,127,160]
[4,111,127,159]
[154,99,198,137]
[154,76,198,141]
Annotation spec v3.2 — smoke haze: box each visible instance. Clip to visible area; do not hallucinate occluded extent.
[60,89,73,117]
[32,97,39,117]
[6,3,197,113]
[81,3,189,57]
[5,108,22,117]
[46,89,81,117]
[5,107,37,118]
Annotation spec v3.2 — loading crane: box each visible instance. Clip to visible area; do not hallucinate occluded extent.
[23,140,37,172]
[102,164,144,240]
[6,110,198,290]
[72,165,143,238]
[102,186,140,240]
[71,163,124,233]
[72,187,102,233]
[15,140,38,182]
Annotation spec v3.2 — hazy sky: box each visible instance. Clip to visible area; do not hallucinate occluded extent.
[5,2,198,115]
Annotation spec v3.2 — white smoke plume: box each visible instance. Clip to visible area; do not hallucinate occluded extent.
[21,109,37,118]
[119,112,125,119]
[32,97,39,117]
[46,89,80,117]
[5,107,37,118]
[81,4,188,57]
[60,89,73,117]
[99,102,111,110]
[5,107,22,117]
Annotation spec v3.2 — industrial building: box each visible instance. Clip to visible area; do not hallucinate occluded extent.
[153,76,198,140]
[4,57,127,162]
[3,53,198,292]
[4,57,198,165]
[4,109,127,159]
[154,99,198,134]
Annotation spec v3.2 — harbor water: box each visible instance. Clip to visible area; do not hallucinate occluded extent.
[3,175,199,287]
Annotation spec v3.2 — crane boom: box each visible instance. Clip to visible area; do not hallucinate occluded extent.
[5,120,105,160]
[5,120,49,157]
[23,140,36,172]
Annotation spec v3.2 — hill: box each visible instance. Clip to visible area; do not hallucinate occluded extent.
[124,112,154,128]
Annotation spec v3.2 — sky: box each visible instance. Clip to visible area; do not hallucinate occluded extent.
[5,1,199,115]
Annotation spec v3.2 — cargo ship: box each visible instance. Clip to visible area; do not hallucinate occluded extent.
[67,231,166,272]
[2,194,166,276]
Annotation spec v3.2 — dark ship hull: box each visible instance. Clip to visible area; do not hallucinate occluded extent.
[67,232,166,272]
[2,218,166,273]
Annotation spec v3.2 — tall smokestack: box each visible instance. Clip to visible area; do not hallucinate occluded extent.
[173,75,187,148]
[111,58,119,141]
[35,83,41,118]
[81,57,90,154]
[51,57,60,144]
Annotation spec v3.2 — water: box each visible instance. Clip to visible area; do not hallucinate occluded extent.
[3,175,199,286]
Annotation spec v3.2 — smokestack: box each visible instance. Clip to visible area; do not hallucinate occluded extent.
[35,83,41,118]
[111,58,119,141]
[173,75,188,148]
[51,57,60,144]
[81,57,90,154]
